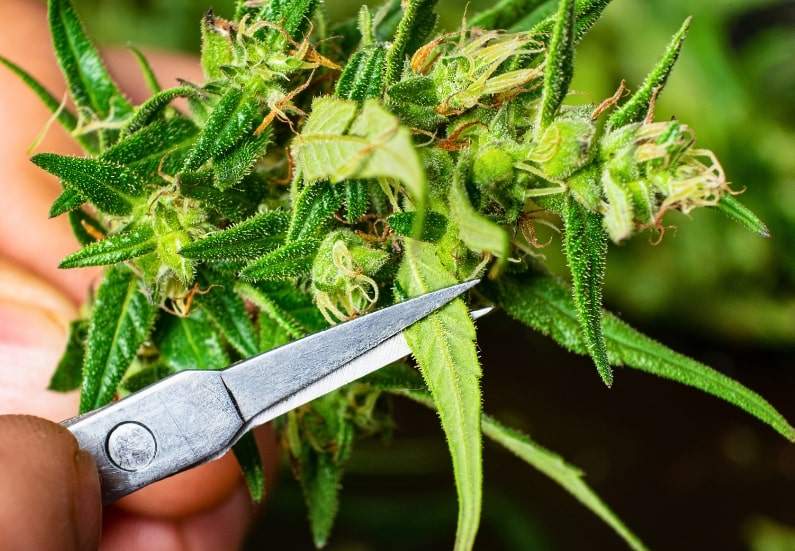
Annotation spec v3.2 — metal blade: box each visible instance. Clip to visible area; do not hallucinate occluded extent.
[221,281,480,431]
[242,306,494,430]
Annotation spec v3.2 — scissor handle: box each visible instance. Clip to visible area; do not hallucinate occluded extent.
[62,371,244,504]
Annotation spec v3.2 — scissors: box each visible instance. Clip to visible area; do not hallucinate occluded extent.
[62,280,489,504]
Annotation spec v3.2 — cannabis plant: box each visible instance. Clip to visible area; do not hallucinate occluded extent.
[3,0,791,548]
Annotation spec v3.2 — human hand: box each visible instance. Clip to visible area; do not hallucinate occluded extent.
[0,2,276,549]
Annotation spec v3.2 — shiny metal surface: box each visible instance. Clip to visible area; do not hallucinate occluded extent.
[63,282,484,504]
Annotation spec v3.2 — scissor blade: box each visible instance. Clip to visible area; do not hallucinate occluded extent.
[242,306,494,429]
[221,281,479,430]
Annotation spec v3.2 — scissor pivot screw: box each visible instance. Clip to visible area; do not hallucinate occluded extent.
[107,422,157,472]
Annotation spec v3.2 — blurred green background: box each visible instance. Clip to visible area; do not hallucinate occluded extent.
[70,0,795,549]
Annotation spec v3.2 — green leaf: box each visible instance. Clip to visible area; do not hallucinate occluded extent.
[213,128,272,191]
[123,86,202,136]
[536,0,576,133]
[238,283,310,340]
[103,118,198,177]
[239,239,320,282]
[384,0,439,87]
[50,187,85,218]
[157,310,229,372]
[336,46,388,102]
[343,180,370,224]
[128,46,161,94]
[32,153,146,216]
[259,313,293,352]
[68,209,105,245]
[179,170,262,223]
[292,98,427,215]
[397,238,482,551]
[716,195,770,238]
[48,0,132,128]
[299,448,342,548]
[0,54,80,136]
[233,432,266,503]
[196,274,259,358]
[180,210,289,262]
[607,17,691,128]
[449,157,510,262]
[481,415,647,551]
[471,0,547,30]
[201,11,234,82]
[287,181,344,242]
[60,226,156,269]
[564,197,612,386]
[393,387,647,551]
[81,265,156,412]
[49,320,88,392]
[182,86,264,172]
[120,363,174,394]
[486,273,795,441]
[388,211,447,242]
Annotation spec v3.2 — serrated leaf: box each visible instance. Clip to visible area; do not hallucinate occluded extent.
[233,432,266,503]
[157,310,229,372]
[213,128,272,191]
[397,238,482,551]
[336,46,388,102]
[50,186,85,218]
[343,180,370,224]
[536,0,576,133]
[179,170,262,223]
[103,117,198,177]
[49,320,88,392]
[68,209,105,245]
[123,86,202,136]
[239,239,320,282]
[486,273,795,441]
[384,0,439,87]
[180,210,289,262]
[182,86,264,172]
[388,211,447,242]
[471,0,547,30]
[299,448,342,548]
[564,197,612,386]
[0,54,87,147]
[293,98,427,216]
[196,273,259,357]
[48,0,132,140]
[607,18,691,128]
[201,11,234,82]
[238,283,310,340]
[287,181,344,242]
[32,153,145,216]
[716,195,770,238]
[128,46,161,94]
[80,265,156,412]
[392,386,647,551]
[449,157,510,263]
[60,226,156,269]
[522,0,611,42]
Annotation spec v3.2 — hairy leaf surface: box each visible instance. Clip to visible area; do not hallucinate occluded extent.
[398,238,482,551]
[60,226,156,269]
[716,195,770,238]
[49,320,88,392]
[180,210,289,262]
[536,0,576,132]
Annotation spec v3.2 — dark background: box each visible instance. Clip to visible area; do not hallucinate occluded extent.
[71,0,795,548]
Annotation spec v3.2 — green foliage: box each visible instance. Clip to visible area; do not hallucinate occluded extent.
[59,226,156,269]
[19,0,788,547]
[48,320,88,392]
[80,265,156,413]
[717,195,770,238]
[536,0,576,132]
[564,197,612,386]
[32,154,145,216]
[608,17,691,128]
[128,46,161,94]
[398,239,482,550]
[233,432,266,503]
[486,273,795,441]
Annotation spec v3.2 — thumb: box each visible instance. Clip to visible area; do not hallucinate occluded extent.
[0,415,101,551]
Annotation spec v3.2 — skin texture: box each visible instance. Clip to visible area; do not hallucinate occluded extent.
[0,1,278,548]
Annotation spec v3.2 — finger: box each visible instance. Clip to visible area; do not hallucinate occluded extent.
[0,415,101,551]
